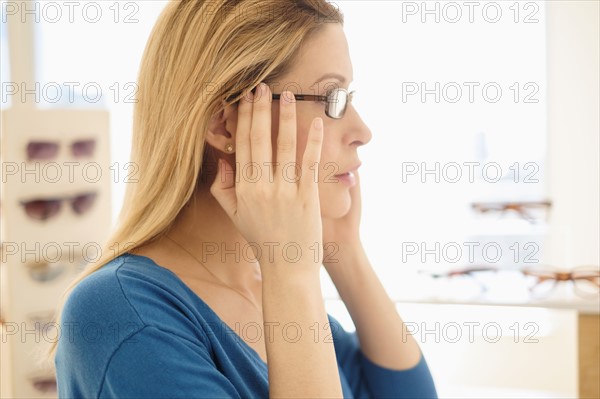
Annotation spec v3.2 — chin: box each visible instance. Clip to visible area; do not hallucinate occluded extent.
[320,191,352,219]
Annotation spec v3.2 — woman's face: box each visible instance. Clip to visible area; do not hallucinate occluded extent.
[225,23,372,218]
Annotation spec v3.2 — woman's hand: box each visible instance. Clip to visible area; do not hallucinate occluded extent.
[321,169,363,268]
[210,83,325,271]
[211,84,344,398]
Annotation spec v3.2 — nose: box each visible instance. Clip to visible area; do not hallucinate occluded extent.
[342,104,372,147]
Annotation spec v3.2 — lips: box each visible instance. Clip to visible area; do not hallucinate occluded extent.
[335,161,362,176]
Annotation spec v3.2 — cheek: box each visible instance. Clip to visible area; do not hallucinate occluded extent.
[294,116,335,165]
[270,110,351,217]
[317,138,353,217]
[318,175,352,218]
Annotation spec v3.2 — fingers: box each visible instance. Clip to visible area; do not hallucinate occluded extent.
[234,83,321,196]
[300,118,324,194]
[276,91,297,175]
[249,83,273,179]
[235,90,253,183]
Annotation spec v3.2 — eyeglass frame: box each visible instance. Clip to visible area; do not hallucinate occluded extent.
[272,88,355,120]
[419,265,600,300]
[226,87,356,120]
[471,200,552,224]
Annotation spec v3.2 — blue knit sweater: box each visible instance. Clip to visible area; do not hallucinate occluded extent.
[55,253,438,398]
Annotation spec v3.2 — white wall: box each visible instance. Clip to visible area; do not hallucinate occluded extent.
[545,1,600,268]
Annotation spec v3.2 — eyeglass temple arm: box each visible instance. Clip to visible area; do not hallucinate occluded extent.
[471,200,553,212]
[573,275,600,287]
[226,87,341,103]
[418,265,499,278]
[271,94,328,101]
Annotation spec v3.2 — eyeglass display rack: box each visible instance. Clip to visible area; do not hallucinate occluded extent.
[0,7,112,397]
[1,107,112,398]
[390,193,599,399]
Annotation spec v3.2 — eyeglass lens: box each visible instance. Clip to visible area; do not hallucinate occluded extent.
[327,89,351,119]
[572,271,600,298]
[30,376,57,393]
[71,139,96,157]
[26,142,59,160]
[22,199,62,220]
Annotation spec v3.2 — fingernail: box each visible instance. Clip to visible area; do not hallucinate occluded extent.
[282,91,295,104]
[260,82,269,95]
[314,118,323,130]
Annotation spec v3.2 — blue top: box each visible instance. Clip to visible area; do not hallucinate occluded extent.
[55,253,438,398]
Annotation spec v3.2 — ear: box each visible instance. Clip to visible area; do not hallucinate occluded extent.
[205,103,238,152]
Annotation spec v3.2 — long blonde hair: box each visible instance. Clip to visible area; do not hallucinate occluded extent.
[47,0,343,361]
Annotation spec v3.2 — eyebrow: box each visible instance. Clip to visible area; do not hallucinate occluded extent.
[313,73,350,85]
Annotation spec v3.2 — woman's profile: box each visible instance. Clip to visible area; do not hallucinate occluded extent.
[50,1,438,397]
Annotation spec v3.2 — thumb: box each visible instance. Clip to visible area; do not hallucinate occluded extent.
[210,158,237,220]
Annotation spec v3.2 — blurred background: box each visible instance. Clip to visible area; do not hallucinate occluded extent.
[1,1,598,398]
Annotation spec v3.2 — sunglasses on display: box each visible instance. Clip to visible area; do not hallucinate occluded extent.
[28,373,57,394]
[25,257,87,282]
[19,192,98,221]
[26,261,67,282]
[26,139,96,161]
[27,310,57,332]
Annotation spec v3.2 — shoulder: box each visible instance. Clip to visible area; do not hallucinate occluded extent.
[60,254,141,333]
[56,254,240,398]
[58,253,212,359]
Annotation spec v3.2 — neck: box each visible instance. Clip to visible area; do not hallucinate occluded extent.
[166,184,262,290]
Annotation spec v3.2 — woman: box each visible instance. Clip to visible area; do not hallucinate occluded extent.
[52,1,438,397]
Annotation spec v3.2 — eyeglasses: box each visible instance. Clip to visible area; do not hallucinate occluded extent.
[521,268,600,298]
[26,139,96,161]
[419,265,600,301]
[471,200,552,224]
[26,261,68,282]
[27,310,57,332]
[19,192,98,221]
[227,87,355,119]
[30,376,57,394]
[27,369,57,393]
[271,87,355,119]
[25,257,87,282]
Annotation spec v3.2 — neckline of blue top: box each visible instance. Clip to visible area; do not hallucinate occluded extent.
[122,252,269,367]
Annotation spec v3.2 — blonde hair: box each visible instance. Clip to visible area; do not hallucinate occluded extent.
[47,0,343,361]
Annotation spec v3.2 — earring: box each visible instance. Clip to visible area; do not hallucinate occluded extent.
[225,143,234,153]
